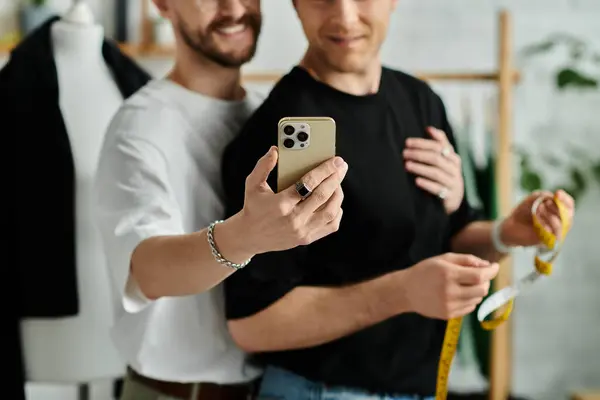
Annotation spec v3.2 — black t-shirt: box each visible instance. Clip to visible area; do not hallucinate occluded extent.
[221,66,482,396]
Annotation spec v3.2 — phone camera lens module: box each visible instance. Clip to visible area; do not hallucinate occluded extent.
[283,138,295,148]
[297,131,309,142]
[283,125,295,135]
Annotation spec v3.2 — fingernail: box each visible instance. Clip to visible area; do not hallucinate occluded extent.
[334,157,345,167]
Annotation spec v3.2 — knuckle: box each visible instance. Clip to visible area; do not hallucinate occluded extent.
[483,282,490,295]
[328,160,339,175]
[313,189,328,203]
[288,214,304,235]
[244,174,253,189]
[477,286,487,298]
[298,234,312,246]
[333,220,341,232]
[310,162,335,183]
[333,209,344,230]
[441,266,451,281]
[303,178,317,192]
[323,209,337,222]
[442,285,453,302]
[276,201,289,216]
[300,172,317,190]
[475,271,485,285]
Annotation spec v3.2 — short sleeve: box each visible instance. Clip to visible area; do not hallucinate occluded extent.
[94,128,185,314]
[220,108,309,321]
[433,93,485,238]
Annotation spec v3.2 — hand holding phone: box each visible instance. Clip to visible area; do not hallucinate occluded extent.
[238,136,346,254]
[277,117,337,192]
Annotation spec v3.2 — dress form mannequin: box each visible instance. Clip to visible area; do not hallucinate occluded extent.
[20,0,125,395]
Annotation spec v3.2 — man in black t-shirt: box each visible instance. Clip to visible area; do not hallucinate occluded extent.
[220,1,575,399]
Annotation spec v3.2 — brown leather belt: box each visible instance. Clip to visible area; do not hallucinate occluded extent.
[127,367,257,400]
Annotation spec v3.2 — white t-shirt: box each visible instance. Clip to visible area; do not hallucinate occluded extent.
[93,79,264,384]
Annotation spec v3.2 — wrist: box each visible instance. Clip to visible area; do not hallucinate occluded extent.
[492,218,521,253]
[374,270,413,318]
[210,213,257,265]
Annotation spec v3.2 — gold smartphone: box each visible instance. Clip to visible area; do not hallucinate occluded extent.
[277,117,337,192]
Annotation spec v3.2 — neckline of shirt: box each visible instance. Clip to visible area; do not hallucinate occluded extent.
[289,66,386,104]
[154,78,257,112]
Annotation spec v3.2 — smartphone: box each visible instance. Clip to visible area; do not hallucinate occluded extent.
[277,117,337,193]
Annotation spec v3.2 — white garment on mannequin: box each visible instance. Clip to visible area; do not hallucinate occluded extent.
[20,14,125,383]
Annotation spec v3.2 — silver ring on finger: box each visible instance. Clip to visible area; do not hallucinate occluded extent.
[441,146,452,158]
[295,181,312,200]
[438,187,449,200]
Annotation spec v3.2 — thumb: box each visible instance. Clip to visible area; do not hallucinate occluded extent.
[246,146,278,192]
[442,253,489,268]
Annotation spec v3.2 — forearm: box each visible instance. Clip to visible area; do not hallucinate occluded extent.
[228,270,410,353]
[131,212,254,299]
[450,221,507,262]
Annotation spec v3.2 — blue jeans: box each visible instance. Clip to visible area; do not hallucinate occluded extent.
[257,366,436,400]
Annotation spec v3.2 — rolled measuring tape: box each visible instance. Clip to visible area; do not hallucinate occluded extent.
[435,193,571,400]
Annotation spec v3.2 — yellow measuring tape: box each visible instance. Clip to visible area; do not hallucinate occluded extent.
[435,193,571,400]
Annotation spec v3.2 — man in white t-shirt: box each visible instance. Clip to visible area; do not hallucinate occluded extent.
[93,1,347,399]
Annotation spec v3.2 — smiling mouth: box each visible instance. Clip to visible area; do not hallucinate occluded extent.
[327,36,365,46]
[215,24,248,36]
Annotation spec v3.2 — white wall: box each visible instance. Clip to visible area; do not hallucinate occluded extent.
[2,0,598,399]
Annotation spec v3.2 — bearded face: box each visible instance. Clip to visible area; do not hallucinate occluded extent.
[170,0,262,68]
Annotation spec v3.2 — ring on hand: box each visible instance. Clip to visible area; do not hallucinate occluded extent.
[438,187,449,200]
[441,146,452,158]
[295,181,312,200]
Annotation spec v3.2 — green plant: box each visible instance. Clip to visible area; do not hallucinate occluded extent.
[515,145,600,202]
[515,34,600,200]
[521,33,600,89]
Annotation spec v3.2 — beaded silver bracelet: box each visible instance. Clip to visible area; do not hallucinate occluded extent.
[207,220,251,270]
